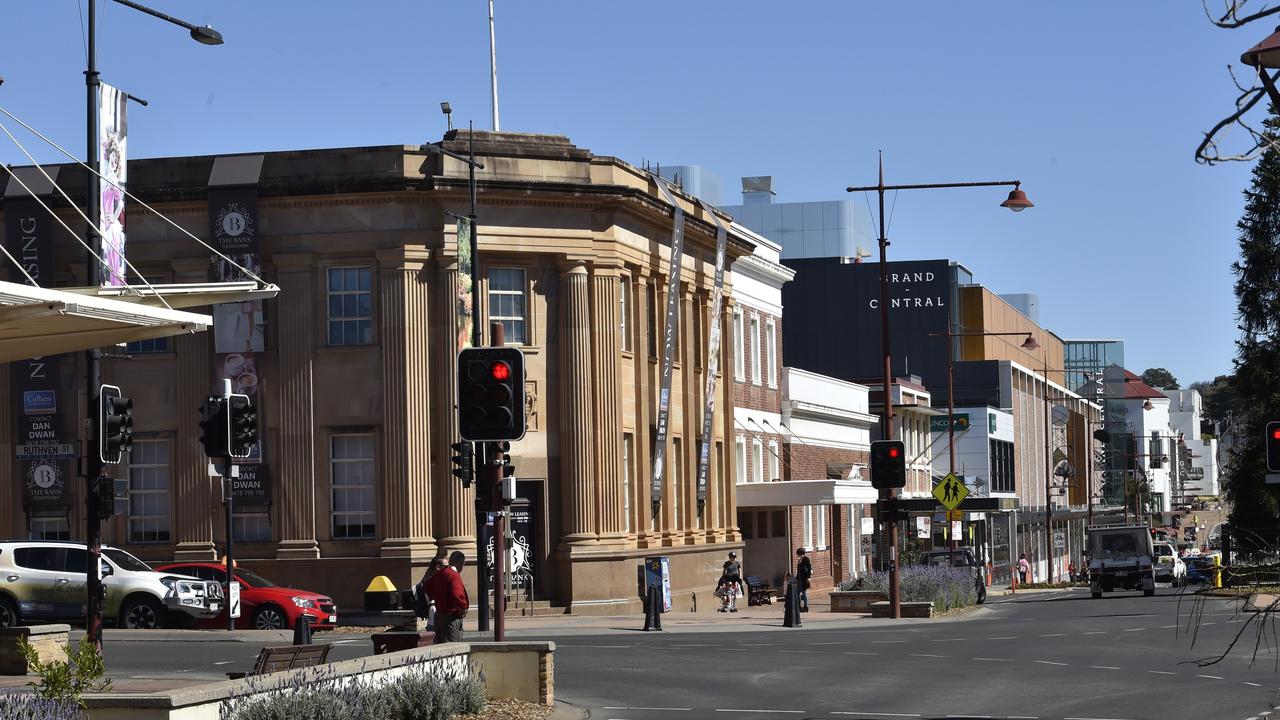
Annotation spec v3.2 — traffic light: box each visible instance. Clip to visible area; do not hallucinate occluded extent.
[1268,421,1280,473]
[199,395,228,457]
[94,475,115,520]
[227,393,257,459]
[98,384,133,464]
[450,441,474,487]
[458,347,526,442]
[869,439,907,490]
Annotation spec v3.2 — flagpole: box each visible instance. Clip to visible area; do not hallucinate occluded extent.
[488,0,500,131]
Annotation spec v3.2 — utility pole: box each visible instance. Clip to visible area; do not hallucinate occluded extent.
[83,0,105,651]
[488,0,500,132]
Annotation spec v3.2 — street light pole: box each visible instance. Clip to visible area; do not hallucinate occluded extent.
[847,159,1032,620]
[81,0,221,652]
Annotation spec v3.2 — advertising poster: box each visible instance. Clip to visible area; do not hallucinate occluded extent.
[456,217,473,351]
[209,185,263,461]
[98,82,128,287]
[649,177,686,512]
[694,200,727,514]
[916,515,931,539]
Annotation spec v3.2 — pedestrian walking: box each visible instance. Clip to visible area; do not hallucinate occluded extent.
[424,551,469,644]
[718,551,744,613]
[412,559,439,628]
[795,548,812,612]
[1017,553,1031,585]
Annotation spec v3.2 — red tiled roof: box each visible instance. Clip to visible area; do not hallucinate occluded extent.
[1123,369,1165,399]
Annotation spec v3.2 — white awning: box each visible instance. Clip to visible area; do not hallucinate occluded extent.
[60,281,281,309]
[737,478,879,508]
[0,280,232,362]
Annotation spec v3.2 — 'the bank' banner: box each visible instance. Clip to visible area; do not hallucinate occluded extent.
[99,82,128,287]
[649,175,686,515]
[210,184,264,462]
[694,199,728,516]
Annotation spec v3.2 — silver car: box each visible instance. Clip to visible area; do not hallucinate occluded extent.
[0,541,222,629]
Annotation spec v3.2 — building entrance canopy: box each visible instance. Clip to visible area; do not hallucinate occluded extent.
[0,280,277,362]
[737,478,878,508]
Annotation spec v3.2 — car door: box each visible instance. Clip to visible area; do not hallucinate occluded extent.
[55,548,90,621]
[11,547,65,621]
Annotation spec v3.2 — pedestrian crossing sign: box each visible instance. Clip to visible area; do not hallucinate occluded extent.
[933,472,969,511]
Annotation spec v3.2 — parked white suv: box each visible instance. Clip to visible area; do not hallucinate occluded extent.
[0,541,222,629]
[1152,541,1187,586]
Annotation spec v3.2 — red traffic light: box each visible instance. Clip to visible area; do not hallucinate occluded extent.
[491,362,511,381]
[1272,428,1280,440]
[888,446,900,458]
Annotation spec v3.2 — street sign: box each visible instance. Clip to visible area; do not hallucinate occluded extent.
[1054,530,1066,550]
[229,581,241,619]
[15,443,77,459]
[933,472,969,511]
[947,510,963,522]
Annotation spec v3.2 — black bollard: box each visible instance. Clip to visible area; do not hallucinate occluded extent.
[643,587,664,631]
[652,587,663,630]
[293,614,314,645]
[783,581,797,628]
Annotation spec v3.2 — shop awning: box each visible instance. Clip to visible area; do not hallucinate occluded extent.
[0,280,248,362]
[737,478,879,508]
[60,281,280,310]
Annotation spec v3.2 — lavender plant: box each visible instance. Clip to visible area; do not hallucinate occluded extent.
[0,692,80,720]
[839,566,977,611]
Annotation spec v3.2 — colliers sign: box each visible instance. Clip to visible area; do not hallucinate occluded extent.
[868,270,946,309]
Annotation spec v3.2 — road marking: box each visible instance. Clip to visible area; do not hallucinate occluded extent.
[1035,660,1067,666]
[830,713,921,718]
[1161,624,1178,629]
[910,653,946,658]
[715,710,802,714]
[1091,665,1121,670]
[1203,622,1216,626]
[212,661,232,666]
[807,641,846,645]
[843,651,879,656]
[740,642,778,646]
[871,640,908,644]
[1244,681,1263,687]
[1197,674,1224,680]
[930,638,964,642]
[668,644,715,648]
[971,656,1009,661]
[987,635,1017,640]
[1123,628,1146,632]
[603,707,691,712]
[1083,631,1106,635]
[1039,633,1066,637]
[1147,670,1176,675]
[329,639,358,645]
[778,650,817,654]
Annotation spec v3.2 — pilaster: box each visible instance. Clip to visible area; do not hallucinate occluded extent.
[377,246,437,560]
[273,252,320,559]
[431,255,474,551]
[591,265,625,545]
[171,257,216,559]
[559,261,597,546]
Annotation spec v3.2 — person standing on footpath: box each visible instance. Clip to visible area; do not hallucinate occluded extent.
[1017,553,1031,586]
[425,551,469,644]
[795,548,813,612]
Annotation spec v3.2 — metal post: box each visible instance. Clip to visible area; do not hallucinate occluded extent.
[487,0,500,132]
[467,122,489,635]
[224,471,234,631]
[947,334,956,565]
[1044,353,1054,585]
[874,153,901,620]
[84,0,105,652]
[490,321,506,641]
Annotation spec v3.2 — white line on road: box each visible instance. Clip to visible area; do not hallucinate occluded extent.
[1035,660,1067,666]
[930,638,964,642]
[668,644,715,648]
[1091,665,1121,670]
[603,707,691,711]
[778,650,817,654]
[1123,628,1146,632]
[329,639,359,645]
[972,657,1010,661]
[871,640,908,644]
[715,709,803,714]
[1083,631,1106,635]
[1147,670,1176,675]
[1039,633,1066,637]
[1161,624,1178,629]
[910,653,946,658]
[1197,674,1224,680]
[987,635,1017,640]
[830,713,921,718]
[1244,682,1263,687]
[807,641,846,645]
[843,651,879,656]
[740,642,778,646]
[212,661,232,666]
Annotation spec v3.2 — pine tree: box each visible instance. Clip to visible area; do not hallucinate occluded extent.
[1224,109,1280,527]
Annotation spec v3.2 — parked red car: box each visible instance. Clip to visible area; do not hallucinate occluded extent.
[153,562,336,630]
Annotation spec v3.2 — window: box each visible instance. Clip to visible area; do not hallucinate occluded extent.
[749,315,761,384]
[126,337,170,354]
[733,307,744,379]
[331,434,376,539]
[989,439,1015,494]
[739,511,754,539]
[751,439,763,484]
[816,506,827,549]
[766,319,777,387]
[772,510,786,538]
[28,516,69,541]
[735,436,746,484]
[128,440,171,543]
[488,268,527,345]
[648,283,659,357]
[327,267,373,346]
[803,506,814,548]
[233,512,272,542]
[769,441,780,482]
[619,276,632,353]
[692,295,703,367]
[622,434,633,534]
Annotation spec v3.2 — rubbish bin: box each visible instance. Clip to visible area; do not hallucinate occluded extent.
[292,614,314,645]
[364,576,400,612]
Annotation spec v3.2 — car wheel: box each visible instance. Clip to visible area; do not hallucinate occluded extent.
[0,596,18,628]
[121,596,164,629]
[252,605,287,630]
[1092,591,1102,599]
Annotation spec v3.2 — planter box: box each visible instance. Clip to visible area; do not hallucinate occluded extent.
[869,601,933,619]
[0,624,69,675]
[830,590,887,613]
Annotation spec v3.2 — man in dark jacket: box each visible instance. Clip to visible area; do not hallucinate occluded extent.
[425,551,469,644]
[796,548,812,612]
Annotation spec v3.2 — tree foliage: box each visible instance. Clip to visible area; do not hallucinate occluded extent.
[1141,367,1180,390]
[1191,374,1239,425]
[1223,108,1280,526]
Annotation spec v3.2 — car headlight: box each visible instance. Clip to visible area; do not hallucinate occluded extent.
[292,596,317,609]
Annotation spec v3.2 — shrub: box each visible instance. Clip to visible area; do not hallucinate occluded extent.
[838,566,977,611]
[220,660,485,720]
[18,638,111,707]
[0,693,80,720]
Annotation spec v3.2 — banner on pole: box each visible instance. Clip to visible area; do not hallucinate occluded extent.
[98,82,128,287]
[456,217,474,351]
[649,176,686,515]
[694,199,728,515]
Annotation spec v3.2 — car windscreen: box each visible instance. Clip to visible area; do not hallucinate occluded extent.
[234,569,277,587]
[102,548,153,573]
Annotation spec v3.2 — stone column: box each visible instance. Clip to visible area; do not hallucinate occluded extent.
[273,252,320,559]
[720,299,737,539]
[633,270,655,544]
[559,261,597,546]
[171,257,216,559]
[431,256,474,552]
[592,264,626,545]
[377,247,437,560]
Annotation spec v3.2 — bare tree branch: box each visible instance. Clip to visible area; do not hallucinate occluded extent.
[1203,0,1280,29]
[1196,66,1280,164]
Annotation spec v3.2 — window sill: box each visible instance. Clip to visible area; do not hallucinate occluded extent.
[318,343,378,353]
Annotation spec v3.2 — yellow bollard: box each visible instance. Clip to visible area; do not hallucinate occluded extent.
[1211,554,1223,589]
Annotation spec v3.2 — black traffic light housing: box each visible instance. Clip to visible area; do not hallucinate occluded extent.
[458,347,526,442]
[870,439,907,490]
[98,384,133,464]
[199,395,229,457]
[1268,421,1280,473]
[450,440,474,487]
[228,393,257,459]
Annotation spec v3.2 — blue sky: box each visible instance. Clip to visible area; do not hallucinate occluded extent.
[0,1,1261,384]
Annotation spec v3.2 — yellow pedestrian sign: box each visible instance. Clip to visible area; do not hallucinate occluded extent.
[933,472,969,511]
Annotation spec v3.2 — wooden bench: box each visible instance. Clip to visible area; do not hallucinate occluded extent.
[745,576,775,606]
[372,630,436,654]
[226,643,332,679]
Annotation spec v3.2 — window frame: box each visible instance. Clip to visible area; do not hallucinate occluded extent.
[622,433,634,534]
[765,318,777,387]
[329,432,377,540]
[619,275,632,354]
[749,314,761,385]
[802,506,814,549]
[768,440,780,482]
[487,266,529,346]
[733,307,744,380]
[127,438,171,544]
[735,436,746,485]
[325,265,374,347]
[751,438,764,484]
